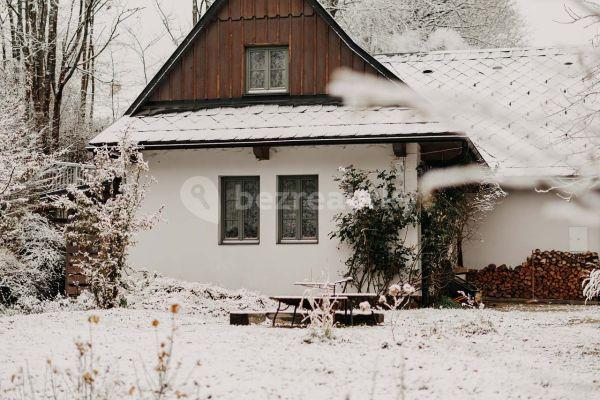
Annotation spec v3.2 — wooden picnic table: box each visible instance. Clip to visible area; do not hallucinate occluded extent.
[293,278,353,295]
[269,294,381,327]
[269,296,348,327]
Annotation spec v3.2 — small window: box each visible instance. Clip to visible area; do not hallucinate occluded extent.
[278,176,318,243]
[221,177,260,243]
[246,47,289,94]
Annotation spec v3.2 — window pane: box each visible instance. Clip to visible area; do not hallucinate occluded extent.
[244,204,259,239]
[282,178,297,193]
[302,212,317,238]
[243,179,259,239]
[281,179,298,213]
[302,178,318,197]
[301,178,318,238]
[270,49,287,69]
[282,219,297,239]
[250,70,267,89]
[243,180,259,201]
[250,50,267,70]
[224,180,237,201]
[225,200,238,219]
[270,69,285,88]
[225,220,239,239]
[282,207,296,221]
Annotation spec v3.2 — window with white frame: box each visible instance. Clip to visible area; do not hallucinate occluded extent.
[246,47,289,94]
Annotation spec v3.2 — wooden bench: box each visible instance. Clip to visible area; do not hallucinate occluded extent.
[229,312,267,326]
[332,293,380,325]
[229,310,385,326]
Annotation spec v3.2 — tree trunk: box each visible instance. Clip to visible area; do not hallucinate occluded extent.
[51,86,62,150]
[79,35,89,126]
[89,41,95,125]
[7,1,20,62]
[44,0,58,144]
[457,237,464,268]
[192,0,198,24]
[0,14,7,69]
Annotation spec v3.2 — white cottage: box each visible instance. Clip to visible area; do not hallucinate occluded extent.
[91,0,599,295]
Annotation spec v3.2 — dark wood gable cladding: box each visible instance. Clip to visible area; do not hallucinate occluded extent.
[130,0,397,114]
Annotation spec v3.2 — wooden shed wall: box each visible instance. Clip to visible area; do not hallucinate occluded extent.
[149,0,380,102]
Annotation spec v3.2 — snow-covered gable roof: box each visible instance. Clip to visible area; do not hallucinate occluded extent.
[377,48,600,177]
[89,105,455,148]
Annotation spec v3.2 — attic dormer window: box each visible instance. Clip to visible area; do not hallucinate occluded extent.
[246,47,289,94]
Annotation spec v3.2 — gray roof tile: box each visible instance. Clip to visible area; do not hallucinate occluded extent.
[377,47,600,176]
[90,105,452,147]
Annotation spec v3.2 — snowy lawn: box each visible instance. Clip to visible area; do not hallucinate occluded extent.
[0,305,599,400]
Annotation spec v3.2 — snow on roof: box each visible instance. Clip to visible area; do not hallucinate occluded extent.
[377,47,600,177]
[89,104,455,147]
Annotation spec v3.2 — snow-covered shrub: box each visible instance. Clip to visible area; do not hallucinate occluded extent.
[0,249,29,305]
[0,214,65,307]
[53,140,162,309]
[7,291,96,315]
[303,291,338,342]
[583,269,600,301]
[387,28,469,53]
[123,270,273,319]
[331,166,419,294]
[0,71,64,309]
[426,28,469,51]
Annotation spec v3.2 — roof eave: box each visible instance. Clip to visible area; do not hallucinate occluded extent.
[87,132,471,151]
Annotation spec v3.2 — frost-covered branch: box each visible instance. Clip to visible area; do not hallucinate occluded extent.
[321,0,525,53]
[51,137,162,309]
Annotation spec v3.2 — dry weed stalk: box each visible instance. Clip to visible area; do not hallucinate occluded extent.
[1,305,200,400]
[379,283,417,342]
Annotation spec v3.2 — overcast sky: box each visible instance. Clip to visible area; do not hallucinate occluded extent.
[138,0,597,46]
[518,0,597,46]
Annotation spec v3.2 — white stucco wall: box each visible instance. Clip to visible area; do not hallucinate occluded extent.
[463,190,600,268]
[131,144,419,295]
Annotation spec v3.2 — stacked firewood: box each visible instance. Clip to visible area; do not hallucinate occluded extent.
[466,250,599,300]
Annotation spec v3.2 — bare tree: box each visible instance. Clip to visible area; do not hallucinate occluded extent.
[124,26,161,86]
[199,0,213,16]
[192,0,198,24]
[320,0,526,53]
[2,0,138,153]
[154,0,180,46]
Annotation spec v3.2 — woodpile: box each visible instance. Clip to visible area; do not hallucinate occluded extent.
[466,250,599,300]
[65,240,94,297]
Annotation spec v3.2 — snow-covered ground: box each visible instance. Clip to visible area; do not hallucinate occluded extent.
[0,301,598,400]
